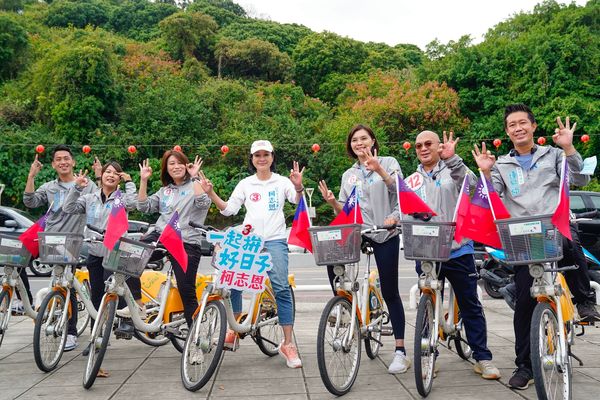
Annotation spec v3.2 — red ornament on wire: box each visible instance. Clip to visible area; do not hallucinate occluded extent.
[221,145,229,155]
[173,145,182,152]
[82,145,91,154]
[128,145,137,154]
[493,139,502,149]
[35,144,45,154]
[311,143,320,153]
[402,141,411,153]
[537,137,546,145]
[581,134,590,143]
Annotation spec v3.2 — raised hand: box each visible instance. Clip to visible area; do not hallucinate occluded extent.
[29,154,43,178]
[118,172,132,182]
[75,169,89,188]
[197,171,214,194]
[471,142,496,173]
[289,161,305,189]
[186,155,203,178]
[318,180,336,205]
[92,156,102,179]
[553,116,576,150]
[364,148,382,172]
[139,159,152,181]
[438,130,460,160]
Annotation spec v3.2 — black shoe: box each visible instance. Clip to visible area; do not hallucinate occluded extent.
[508,366,533,390]
[577,302,600,322]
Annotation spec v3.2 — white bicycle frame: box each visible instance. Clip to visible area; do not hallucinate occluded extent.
[1,266,38,329]
[49,264,98,322]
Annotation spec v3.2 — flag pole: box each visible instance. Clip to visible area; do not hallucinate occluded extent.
[452,175,468,222]
[395,173,403,219]
[554,154,567,214]
[302,192,312,227]
[479,169,497,221]
[353,184,358,224]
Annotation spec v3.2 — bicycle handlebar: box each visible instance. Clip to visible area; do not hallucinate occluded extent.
[86,224,105,235]
[361,224,400,235]
[573,210,599,220]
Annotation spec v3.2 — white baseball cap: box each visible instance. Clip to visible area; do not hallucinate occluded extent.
[250,140,274,154]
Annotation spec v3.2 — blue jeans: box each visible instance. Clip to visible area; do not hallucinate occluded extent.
[230,239,294,326]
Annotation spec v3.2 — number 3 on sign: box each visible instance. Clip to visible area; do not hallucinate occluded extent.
[405,172,424,191]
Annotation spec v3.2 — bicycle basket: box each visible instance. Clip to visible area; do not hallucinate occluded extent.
[103,237,154,277]
[38,232,84,265]
[401,221,455,262]
[494,214,563,265]
[0,234,32,268]
[308,224,361,266]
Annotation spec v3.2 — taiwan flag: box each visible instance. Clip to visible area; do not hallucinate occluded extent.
[484,175,510,220]
[453,175,470,243]
[331,186,364,225]
[288,195,312,252]
[159,211,188,272]
[461,177,503,248]
[396,174,437,216]
[103,189,129,251]
[551,156,572,240]
[19,207,51,258]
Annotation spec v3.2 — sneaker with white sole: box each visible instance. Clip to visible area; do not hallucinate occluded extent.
[474,359,501,380]
[388,351,411,374]
[116,304,146,319]
[11,299,24,315]
[278,341,302,368]
[64,334,78,352]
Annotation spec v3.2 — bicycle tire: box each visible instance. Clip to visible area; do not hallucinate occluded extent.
[0,289,11,348]
[33,290,68,372]
[83,297,117,389]
[169,319,187,353]
[255,286,291,356]
[414,293,436,397]
[133,311,171,347]
[483,266,509,299]
[364,287,383,360]
[453,308,472,361]
[531,302,572,400]
[317,296,361,396]
[30,259,52,277]
[181,300,227,392]
[76,280,91,336]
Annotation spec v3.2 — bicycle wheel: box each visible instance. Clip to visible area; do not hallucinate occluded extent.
[482,266,510,299]
[133,311,171,347]
[453,311,472,360]
[169,318,188,353]
[0,289,11,348]
[364,288,383,360]
[531,302,572,400]
[33,290,68,372]
[83,297,117,389]
[414,293,436,397]
[76,280,91,336]
[30,259,52,277]
[181,300,227,392]
[317,296,361,396]
[255,287,283,356]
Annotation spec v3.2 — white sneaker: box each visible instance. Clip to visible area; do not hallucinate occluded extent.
[64,334,78,352]
[116,304,147,319]
[11,299,24,315]
[388,352,411,374]
[474,360,501,380]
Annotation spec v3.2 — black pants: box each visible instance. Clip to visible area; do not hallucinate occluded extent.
[17,266,33,304]
[328,235,405,340]
[514,224,593,368]
[142,231,201,327]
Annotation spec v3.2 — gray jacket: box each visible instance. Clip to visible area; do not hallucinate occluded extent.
[63,182,138,257]
[137,179,211,245]
[491,145,589,217]
[23,179,97,234]
[339,156,403,243]
[407,155,477,251]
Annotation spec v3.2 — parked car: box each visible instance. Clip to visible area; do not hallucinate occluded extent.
[570,190,600,261]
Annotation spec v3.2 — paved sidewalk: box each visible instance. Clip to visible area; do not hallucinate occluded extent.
[1,298,599,399]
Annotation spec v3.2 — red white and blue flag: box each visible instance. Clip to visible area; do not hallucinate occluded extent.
[331,186,363,225]
[396,174,437,216]
[461,176,504,248]
[19,206,51,258]
[288,195,313,252]
[159,211,188,272]
[103,189,129,250]
[453,175,470,243]
[551,156,572,240]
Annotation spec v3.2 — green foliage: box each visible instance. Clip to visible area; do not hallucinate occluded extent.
[186,0,243,27]
[0,13,29,81]
[159,11,218,62]
[108,0,178,41]
[44,0,110,29]
[0,0,24,12]
[215,37,292,81]
[219,19,311,54]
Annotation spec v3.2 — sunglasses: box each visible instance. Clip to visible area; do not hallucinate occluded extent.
[415,140,439,150]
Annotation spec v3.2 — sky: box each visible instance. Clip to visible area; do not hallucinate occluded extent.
[239,0,589,49]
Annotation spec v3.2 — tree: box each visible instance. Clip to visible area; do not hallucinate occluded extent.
[187,0,243,27]
[215,38,292,81]
[108,0,178,41]
[44,0,110,29]
[219,19,311,54]
[0,0,24,12]
[0,14,28,81]
[159,11,218,62]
